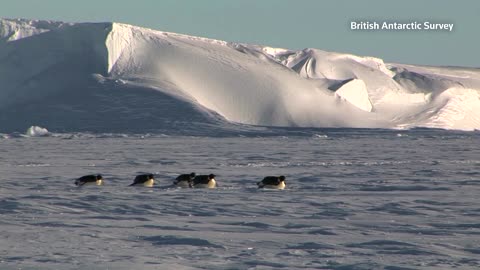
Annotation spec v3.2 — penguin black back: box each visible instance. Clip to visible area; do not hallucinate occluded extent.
[257,175,286,189]
[130,174,155,187]
[192,174,216,188]
[174,172,196,187]
[75,174,103,186]
[175,172,195,181]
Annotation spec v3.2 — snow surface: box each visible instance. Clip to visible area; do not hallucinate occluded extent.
[1,130,479,269]
[1,18,480,132]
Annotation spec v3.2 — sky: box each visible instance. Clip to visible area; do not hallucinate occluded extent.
[1,0,479,67]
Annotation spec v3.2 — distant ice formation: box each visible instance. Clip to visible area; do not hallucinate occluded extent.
[25,126,49,137]
[1,18,479,132]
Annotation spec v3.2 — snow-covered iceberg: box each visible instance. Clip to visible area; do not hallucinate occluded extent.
[1,18,479,132]
[25,125,50,137]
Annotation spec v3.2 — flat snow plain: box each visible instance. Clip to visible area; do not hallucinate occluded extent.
[1,129,479,270]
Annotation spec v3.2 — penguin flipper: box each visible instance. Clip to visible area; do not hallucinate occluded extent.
[75,181,85,187]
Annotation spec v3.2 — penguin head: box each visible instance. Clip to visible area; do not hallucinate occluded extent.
[190,172,196,178]
[96,174,103,180]
[279,175,286,182]
[148,174,154,180]
[208,174,216,179]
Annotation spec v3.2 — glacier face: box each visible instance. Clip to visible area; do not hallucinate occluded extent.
[1,18,480,132]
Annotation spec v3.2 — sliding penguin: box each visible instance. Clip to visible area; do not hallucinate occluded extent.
[129,174,155,187]
[75,174,103,186]
[173,172,195,188]
[192,174,216,188]
[257,175,286,190]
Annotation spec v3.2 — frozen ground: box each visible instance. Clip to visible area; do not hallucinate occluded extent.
[1,129,479,270]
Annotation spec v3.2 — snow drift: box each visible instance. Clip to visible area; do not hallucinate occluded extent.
[1,18,480,132]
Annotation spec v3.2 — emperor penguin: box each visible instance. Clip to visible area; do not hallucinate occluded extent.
[173,172,195,188]
[75,174,103,186]
[257,175,286,190]
[129,174,155,187]
[192,174,216,188]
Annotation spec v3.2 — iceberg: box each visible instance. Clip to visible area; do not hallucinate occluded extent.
[1,18,479,132]
[25,125,49,137]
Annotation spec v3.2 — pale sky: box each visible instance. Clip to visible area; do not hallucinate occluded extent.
[1,0,478,67]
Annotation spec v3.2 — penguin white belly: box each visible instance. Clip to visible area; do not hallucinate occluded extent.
[263,181,285,190]
[143,179,154,187]
[194,179,216,188]
[79,180,103,186]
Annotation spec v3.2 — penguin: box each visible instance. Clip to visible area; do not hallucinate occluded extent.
[257,175,286,190]
[173,172,195,188]
[75,174,103,186]
[129,174,155,187]
[192,174,216,188]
